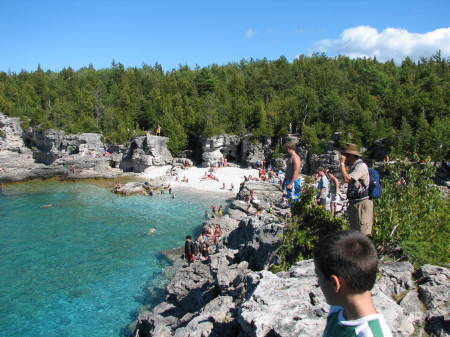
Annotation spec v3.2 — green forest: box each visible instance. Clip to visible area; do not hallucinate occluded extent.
[0,53,448,160]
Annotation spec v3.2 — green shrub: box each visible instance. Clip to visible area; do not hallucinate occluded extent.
[373,162,450,267]
[271,162,449,271]
[271,186,349,271]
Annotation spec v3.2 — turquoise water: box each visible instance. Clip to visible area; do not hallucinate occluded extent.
[0,180,229,337]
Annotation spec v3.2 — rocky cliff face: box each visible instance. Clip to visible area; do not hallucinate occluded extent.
[199,134,273,168]
[0,113,127,182]
[132,180,450,337]
[200,134,241,167]
[120,135,173,173]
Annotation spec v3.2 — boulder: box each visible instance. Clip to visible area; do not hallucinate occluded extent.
[375,261,415,299]
[172,296,238,337]
[237,181,283,205]
[114,182,146,195]
[240,135,272,168]
[228,215,285,270]
[417,265,450,337]
[238,262,328,337]
[307,150,340,175]
[201,134,241,167]
[120,135,173,172]
[166,262,218,313]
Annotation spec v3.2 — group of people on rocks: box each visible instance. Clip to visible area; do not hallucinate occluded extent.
[283,142,375,236]
[184,223,222,264]
[314,168,341,216]
[205,204,224,219]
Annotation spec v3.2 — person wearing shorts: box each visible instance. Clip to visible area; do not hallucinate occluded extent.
[327,170,340,216]
[283,142,302,201]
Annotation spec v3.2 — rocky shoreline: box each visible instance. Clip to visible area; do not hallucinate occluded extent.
[131,181,450,337]
[1,113,449,336]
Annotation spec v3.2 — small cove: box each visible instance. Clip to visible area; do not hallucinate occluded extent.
[0,180,230,337]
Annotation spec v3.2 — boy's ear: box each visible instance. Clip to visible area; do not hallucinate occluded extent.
[330,275,346,293]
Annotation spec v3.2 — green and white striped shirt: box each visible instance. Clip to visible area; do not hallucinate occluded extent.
[323,306,393,337]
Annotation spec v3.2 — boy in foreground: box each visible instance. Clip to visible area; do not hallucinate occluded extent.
[314,230,393,337]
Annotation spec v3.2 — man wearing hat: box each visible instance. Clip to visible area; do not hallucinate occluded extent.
[340,144,373,235]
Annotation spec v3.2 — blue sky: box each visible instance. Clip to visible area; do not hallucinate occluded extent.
[0,0,449,72]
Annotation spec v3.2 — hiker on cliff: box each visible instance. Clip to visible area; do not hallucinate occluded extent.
[316,168,329,207]
[340,144,373,236]
[327,170,340,216]
[314,230,393,337]
[156,125,161,136]
[283,142,302,201]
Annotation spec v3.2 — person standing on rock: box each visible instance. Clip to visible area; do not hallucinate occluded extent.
[340,144,373,236]
[317,168,329,207]
[184,235,195,264]
[156,125,161,136]
[283,142,302,201]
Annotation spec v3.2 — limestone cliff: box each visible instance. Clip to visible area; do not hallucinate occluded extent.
[132,181,450,337]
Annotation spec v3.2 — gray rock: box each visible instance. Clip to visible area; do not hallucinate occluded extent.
[227,208,248,221]
[133,311,174,337]
[238,266,327,337]
[307,150,340,175]
[375,261,415,299]
[228,215,285,271]
[371,291,418,337]
[114,182,146,195]
[240,135,272,168]
[166,262,218,313]
[417,265,450,337]
[201,134,241,167]
[237,181,283,205]
[173,296,237,337]
[120,135,173,172]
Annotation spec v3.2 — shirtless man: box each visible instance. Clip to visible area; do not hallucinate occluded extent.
[283,142,302,201]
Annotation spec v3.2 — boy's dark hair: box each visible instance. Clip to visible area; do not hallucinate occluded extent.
[314,230,378,293]
[186,235,192,240]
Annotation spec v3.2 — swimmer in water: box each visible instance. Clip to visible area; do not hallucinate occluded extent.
[41,204,53,208]
[148,228,156,234]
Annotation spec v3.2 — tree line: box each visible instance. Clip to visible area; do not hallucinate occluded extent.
[0,53,448,160]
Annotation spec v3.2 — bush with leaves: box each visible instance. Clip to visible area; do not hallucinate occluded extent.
[271,186,348,272]
[373,162,450,267]
[272,162,449,271]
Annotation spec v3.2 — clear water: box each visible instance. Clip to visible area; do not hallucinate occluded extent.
[0,180,229,337]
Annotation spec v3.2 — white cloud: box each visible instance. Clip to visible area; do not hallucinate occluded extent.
[313,26,450,62]
[245,29,256,39]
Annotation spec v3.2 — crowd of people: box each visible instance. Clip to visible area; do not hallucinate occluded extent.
[280,142,375,236]
[184,223,222,264]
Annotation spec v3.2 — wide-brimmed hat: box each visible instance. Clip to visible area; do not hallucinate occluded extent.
[342,143,362,157]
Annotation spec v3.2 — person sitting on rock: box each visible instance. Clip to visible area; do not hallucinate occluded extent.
[250,190,260,206]
[213,224,222,245]
[199,241,211,263]
[218,205,223,216]
[314,230,393,337]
